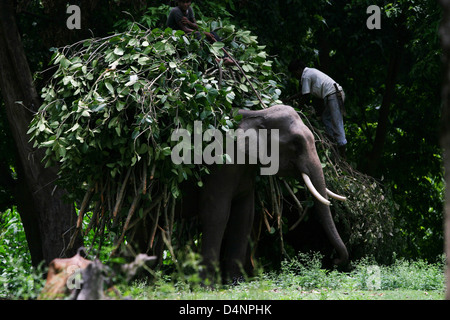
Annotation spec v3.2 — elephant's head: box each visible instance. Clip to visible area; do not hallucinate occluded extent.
[237,104,349,266]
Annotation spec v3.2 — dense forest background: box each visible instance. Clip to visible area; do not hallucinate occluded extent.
[0,0,444,268]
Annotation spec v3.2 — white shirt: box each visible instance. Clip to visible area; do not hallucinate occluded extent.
[301,67,342,99]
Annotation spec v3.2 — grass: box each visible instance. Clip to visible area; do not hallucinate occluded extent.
[128,287,444,300]
[122,253,446,300]
[0,207,447,300]
[126,279,445,300]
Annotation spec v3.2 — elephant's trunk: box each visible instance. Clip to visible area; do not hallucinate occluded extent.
[301,171,349,266]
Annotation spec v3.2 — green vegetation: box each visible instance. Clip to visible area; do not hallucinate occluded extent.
[0,208,445,300]
[125,252,445,300]
[0,207,44,299]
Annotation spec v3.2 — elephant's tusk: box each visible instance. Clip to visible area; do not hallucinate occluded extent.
[326,189,347,202]
[301,173,331,206]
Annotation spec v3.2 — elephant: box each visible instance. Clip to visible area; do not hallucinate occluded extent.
[196,104,348,282]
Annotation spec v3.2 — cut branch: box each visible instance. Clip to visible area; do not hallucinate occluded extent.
[112,168,132,219]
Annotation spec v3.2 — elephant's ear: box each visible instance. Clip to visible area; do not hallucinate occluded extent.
[235,113,271,163]
[235,128,259,164]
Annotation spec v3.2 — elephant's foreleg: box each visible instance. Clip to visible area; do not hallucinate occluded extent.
[221,191,255,281]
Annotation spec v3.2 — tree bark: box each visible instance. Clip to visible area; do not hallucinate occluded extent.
[0,0,82,265]
[366,46,403,176]
[439,0,450,301]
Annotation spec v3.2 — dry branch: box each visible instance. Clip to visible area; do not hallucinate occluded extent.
[112,168,132,219]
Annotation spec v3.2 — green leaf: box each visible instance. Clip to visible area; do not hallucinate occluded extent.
[38,121,46,132]
[162,146,172,156]
[60,57,71,68]
[92,104,107,112]
[165,43,176,55]
[114,47,125,56]
[242,64,255,72]
[40,140,55,147]
[58,145,67,158]
[153,41,165,52]
[239,84,248,92]
[137,143,148,154]
[116,101,125,111]
[137,56,150,65]
[226,91,235,103]
[66,123,80,133]
[196,91,207,99]
[132,129,140,140]
[210,41,224,56]
[69,63,83,71]
[105,82,115,95]
[128,38,139,47]
[257,51,267,59]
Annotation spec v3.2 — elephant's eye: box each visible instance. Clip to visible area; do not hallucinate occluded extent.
[292,135,305,151]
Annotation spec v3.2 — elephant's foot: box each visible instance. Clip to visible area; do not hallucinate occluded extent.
[230,275,245,286]
[199,262,220,288]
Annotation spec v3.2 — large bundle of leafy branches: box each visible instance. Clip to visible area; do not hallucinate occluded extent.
[319,141,397,264]
[29,21,282,256]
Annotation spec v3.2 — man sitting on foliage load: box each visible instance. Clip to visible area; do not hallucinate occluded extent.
[167,0,233,65]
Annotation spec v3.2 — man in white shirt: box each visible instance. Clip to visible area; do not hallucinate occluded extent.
[288,59,347,157]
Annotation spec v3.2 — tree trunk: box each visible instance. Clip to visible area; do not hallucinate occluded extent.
[439,0,450,301]
[366,46,403,176]
[0,0,82,265]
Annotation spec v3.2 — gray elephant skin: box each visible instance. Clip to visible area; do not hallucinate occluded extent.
[192,104,349,282]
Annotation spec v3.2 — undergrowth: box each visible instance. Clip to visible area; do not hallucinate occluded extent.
[0,207,446,300]
[125,252,446,300]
